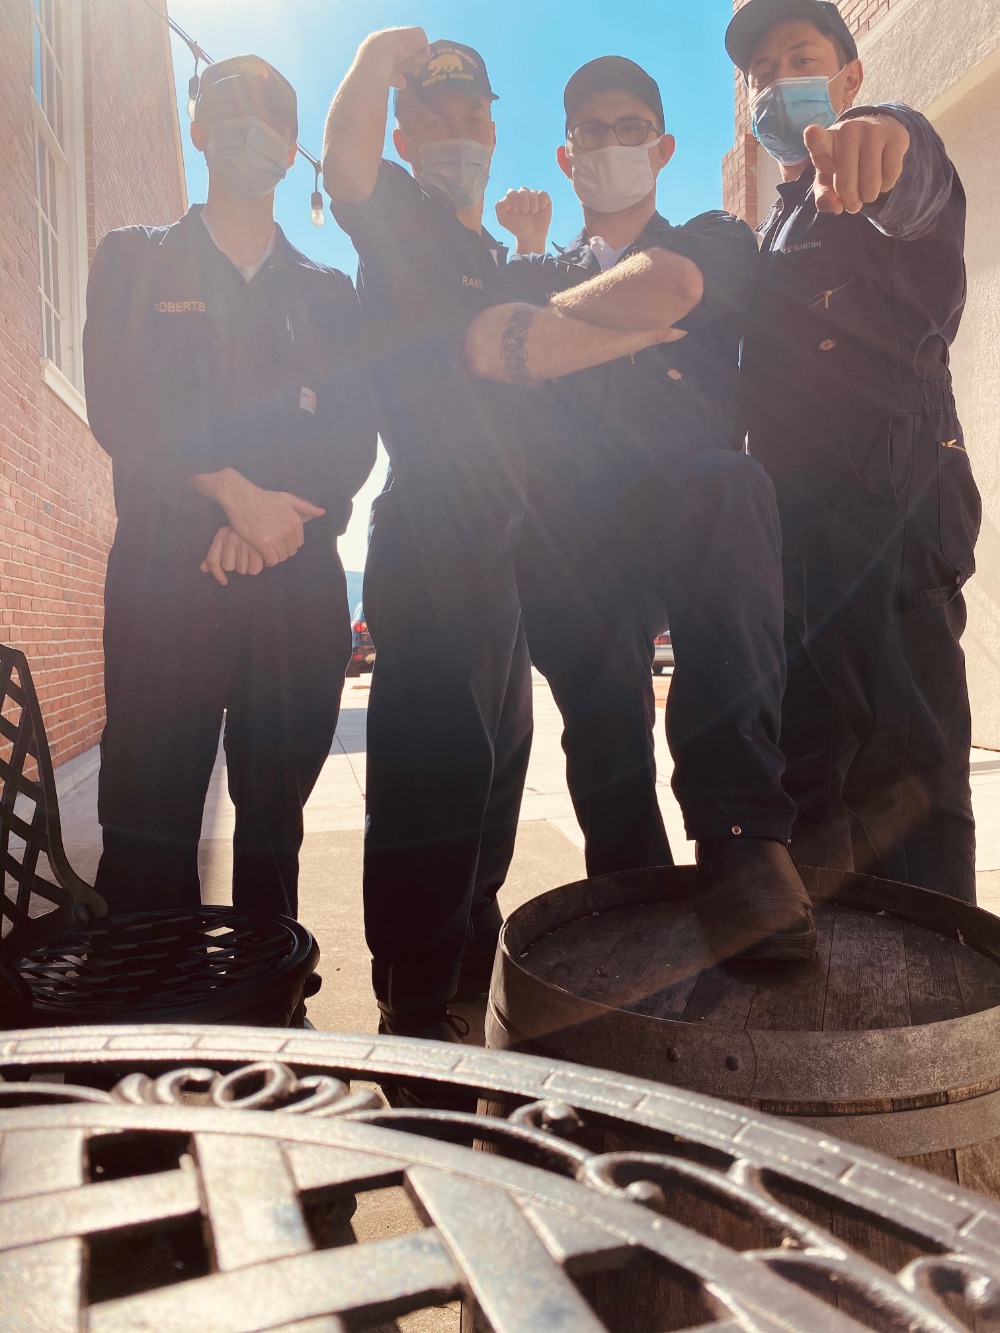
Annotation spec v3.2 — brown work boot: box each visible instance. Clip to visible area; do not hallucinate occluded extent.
[695,837,817,962]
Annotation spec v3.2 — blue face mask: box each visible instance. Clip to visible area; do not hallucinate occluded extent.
[751,74,843,166]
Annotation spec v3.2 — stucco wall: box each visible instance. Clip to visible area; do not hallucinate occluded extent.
[860,0,1000,748]
[936,73,1000,747]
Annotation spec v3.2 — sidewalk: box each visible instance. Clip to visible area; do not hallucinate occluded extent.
[58,670,1000,1036]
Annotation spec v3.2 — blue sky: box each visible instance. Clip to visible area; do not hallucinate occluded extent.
[166,0,738,570]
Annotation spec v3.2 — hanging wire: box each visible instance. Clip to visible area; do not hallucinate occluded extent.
[137,0,324,218]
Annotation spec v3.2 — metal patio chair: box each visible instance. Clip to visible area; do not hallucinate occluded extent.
[0,644,318,1029]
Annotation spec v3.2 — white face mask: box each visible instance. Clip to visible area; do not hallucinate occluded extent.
[568,138,662,214]
[415,138,492,211]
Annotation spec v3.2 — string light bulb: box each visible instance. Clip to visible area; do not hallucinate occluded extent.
[187,63,200,120]
[310,167,325,227]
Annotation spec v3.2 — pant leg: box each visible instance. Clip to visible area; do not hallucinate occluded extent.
[95,538,232,913]
[779,610,856,871]
[657,451,795,842]
[362,485,525,1012]
[518,511,672,877]
[468,619,533,915]
[223,533,351,918]
[779,414,979,901]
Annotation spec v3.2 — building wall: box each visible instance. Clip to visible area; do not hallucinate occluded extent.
[0,0,185,764]
[855,0,1000,747]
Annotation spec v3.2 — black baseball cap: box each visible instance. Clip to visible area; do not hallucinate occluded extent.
[195,55,298,140]
[563,57,664,135]
[726,0,858,76]
[395,40,498,116]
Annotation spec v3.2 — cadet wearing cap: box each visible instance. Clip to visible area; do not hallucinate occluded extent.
[470,55,813,962]
[322,30,536,1065]
[84,55,375,921]
[726,0,980,899]
[321,33,687,1069]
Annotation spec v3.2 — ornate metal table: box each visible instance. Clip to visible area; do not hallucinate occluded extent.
[1,1024,998,1332]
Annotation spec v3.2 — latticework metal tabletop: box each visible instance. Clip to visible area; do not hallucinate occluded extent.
[1,1024,998,1331]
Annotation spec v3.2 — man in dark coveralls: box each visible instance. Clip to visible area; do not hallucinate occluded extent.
[466,57,814,963]
[84,56,375,919]
[322,31,702,1054]
[727,0,981,900]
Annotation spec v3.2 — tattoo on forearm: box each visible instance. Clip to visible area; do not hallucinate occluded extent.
[500,304,536,382]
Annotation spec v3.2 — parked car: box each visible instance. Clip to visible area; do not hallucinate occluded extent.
[653,629,673,675]
[346,602,375,677]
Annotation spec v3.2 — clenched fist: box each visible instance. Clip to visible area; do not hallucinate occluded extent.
[363,27,432,90]
[495,188,552,255]
[804,114,910,216]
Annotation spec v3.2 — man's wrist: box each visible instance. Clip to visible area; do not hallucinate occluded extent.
[191,467,255,513]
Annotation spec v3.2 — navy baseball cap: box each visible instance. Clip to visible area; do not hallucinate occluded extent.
[563,57,664,134]
[726,0,858,76]
[395,40,498,116]
[195,55,298,139]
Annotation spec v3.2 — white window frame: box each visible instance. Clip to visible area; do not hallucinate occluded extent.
[30,0,88,401]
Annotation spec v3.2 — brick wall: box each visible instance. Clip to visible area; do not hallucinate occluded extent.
[723,0,904,220]
[0,0,185,765]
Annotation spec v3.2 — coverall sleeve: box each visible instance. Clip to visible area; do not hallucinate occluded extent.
[83,228,153,466]
[651,212,759,333]
[83,228,241,506]
[314,270,378,533]
[843,103,956,241]
[503,252,587,303]
[329,159,423,252]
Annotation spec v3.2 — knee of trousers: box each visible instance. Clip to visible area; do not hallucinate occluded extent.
[679,454,782,556]
[678,450,777,504]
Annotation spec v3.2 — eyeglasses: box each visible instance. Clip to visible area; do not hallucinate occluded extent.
[567,116,658,151]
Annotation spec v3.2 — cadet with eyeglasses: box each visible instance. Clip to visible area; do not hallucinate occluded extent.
[322,32,721,1069]
[83,56,375,920]
[467,56,815,963]
[727,0,981,901]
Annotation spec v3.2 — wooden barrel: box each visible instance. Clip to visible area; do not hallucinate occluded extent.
[489,865,1000,1174]
[485,866,1000,1330]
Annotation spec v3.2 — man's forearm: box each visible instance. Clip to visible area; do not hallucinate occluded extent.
[191,466,254,513]
[322,41,394,204]
[465,303,677,384]
[551,249,704,331]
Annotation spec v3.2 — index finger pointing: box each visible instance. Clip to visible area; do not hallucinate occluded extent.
[803,123,836,173]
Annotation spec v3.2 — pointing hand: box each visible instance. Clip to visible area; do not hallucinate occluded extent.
[804,115,910,216]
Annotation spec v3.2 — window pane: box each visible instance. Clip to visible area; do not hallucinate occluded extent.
[32,22,42,102]
[48,153,58,232]
[32,0,65,149]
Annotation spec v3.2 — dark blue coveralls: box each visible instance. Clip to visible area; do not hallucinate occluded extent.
[331,162,533,1013]
[511,211,797,876]
[742,104,981,901]
[83,207,375,917]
